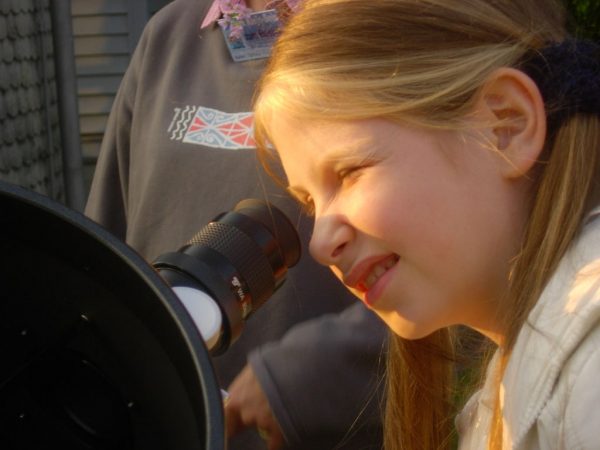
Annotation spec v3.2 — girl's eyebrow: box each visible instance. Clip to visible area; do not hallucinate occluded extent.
[319,137,378,166]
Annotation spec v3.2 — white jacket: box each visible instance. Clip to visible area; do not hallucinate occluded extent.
[457,211,600,449]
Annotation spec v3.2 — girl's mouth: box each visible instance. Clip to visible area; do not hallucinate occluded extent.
[354,254,400,293]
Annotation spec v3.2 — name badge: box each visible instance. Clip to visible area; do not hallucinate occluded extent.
[220,9,281,62]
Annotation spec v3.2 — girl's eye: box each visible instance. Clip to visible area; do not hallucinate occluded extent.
[338,165,365,184]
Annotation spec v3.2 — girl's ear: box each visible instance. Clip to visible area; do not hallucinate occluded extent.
[476,67,547,178]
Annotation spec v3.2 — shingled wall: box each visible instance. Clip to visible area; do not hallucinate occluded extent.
[0,0,63,202]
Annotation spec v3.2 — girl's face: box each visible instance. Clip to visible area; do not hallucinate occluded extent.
[269,115,530,340]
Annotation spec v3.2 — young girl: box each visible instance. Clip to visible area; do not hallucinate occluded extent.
[252,0,600,448]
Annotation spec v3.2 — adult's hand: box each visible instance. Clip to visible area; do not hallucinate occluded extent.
[224,364,285,450]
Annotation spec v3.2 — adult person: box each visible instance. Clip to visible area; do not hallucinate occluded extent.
[252,0,600,448]
[84,1,386,449]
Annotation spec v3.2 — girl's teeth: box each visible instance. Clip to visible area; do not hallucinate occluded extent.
[363,257,397,289]
[385,257,397,269]
[365,273,377,288]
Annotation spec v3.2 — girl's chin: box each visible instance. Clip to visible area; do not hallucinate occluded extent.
[380,312,441,340]
[392,328,433,340]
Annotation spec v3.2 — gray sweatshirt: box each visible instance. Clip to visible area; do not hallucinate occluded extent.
[85,1,386,448]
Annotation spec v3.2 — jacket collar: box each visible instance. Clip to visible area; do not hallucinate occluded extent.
[501,207,600,447]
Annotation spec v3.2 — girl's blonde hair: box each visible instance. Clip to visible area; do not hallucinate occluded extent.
[253,1,600,448]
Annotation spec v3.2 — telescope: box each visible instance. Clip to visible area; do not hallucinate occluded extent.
[0,180,300,450]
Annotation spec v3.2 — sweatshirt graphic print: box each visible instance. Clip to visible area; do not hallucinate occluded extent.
[168,105,256,149]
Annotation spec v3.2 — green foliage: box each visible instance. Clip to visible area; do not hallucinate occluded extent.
[564,0,600,41]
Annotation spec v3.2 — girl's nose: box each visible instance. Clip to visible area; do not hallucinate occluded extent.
[309,213,353,266]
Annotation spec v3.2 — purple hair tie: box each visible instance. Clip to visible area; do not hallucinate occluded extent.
[519,39,600,131]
